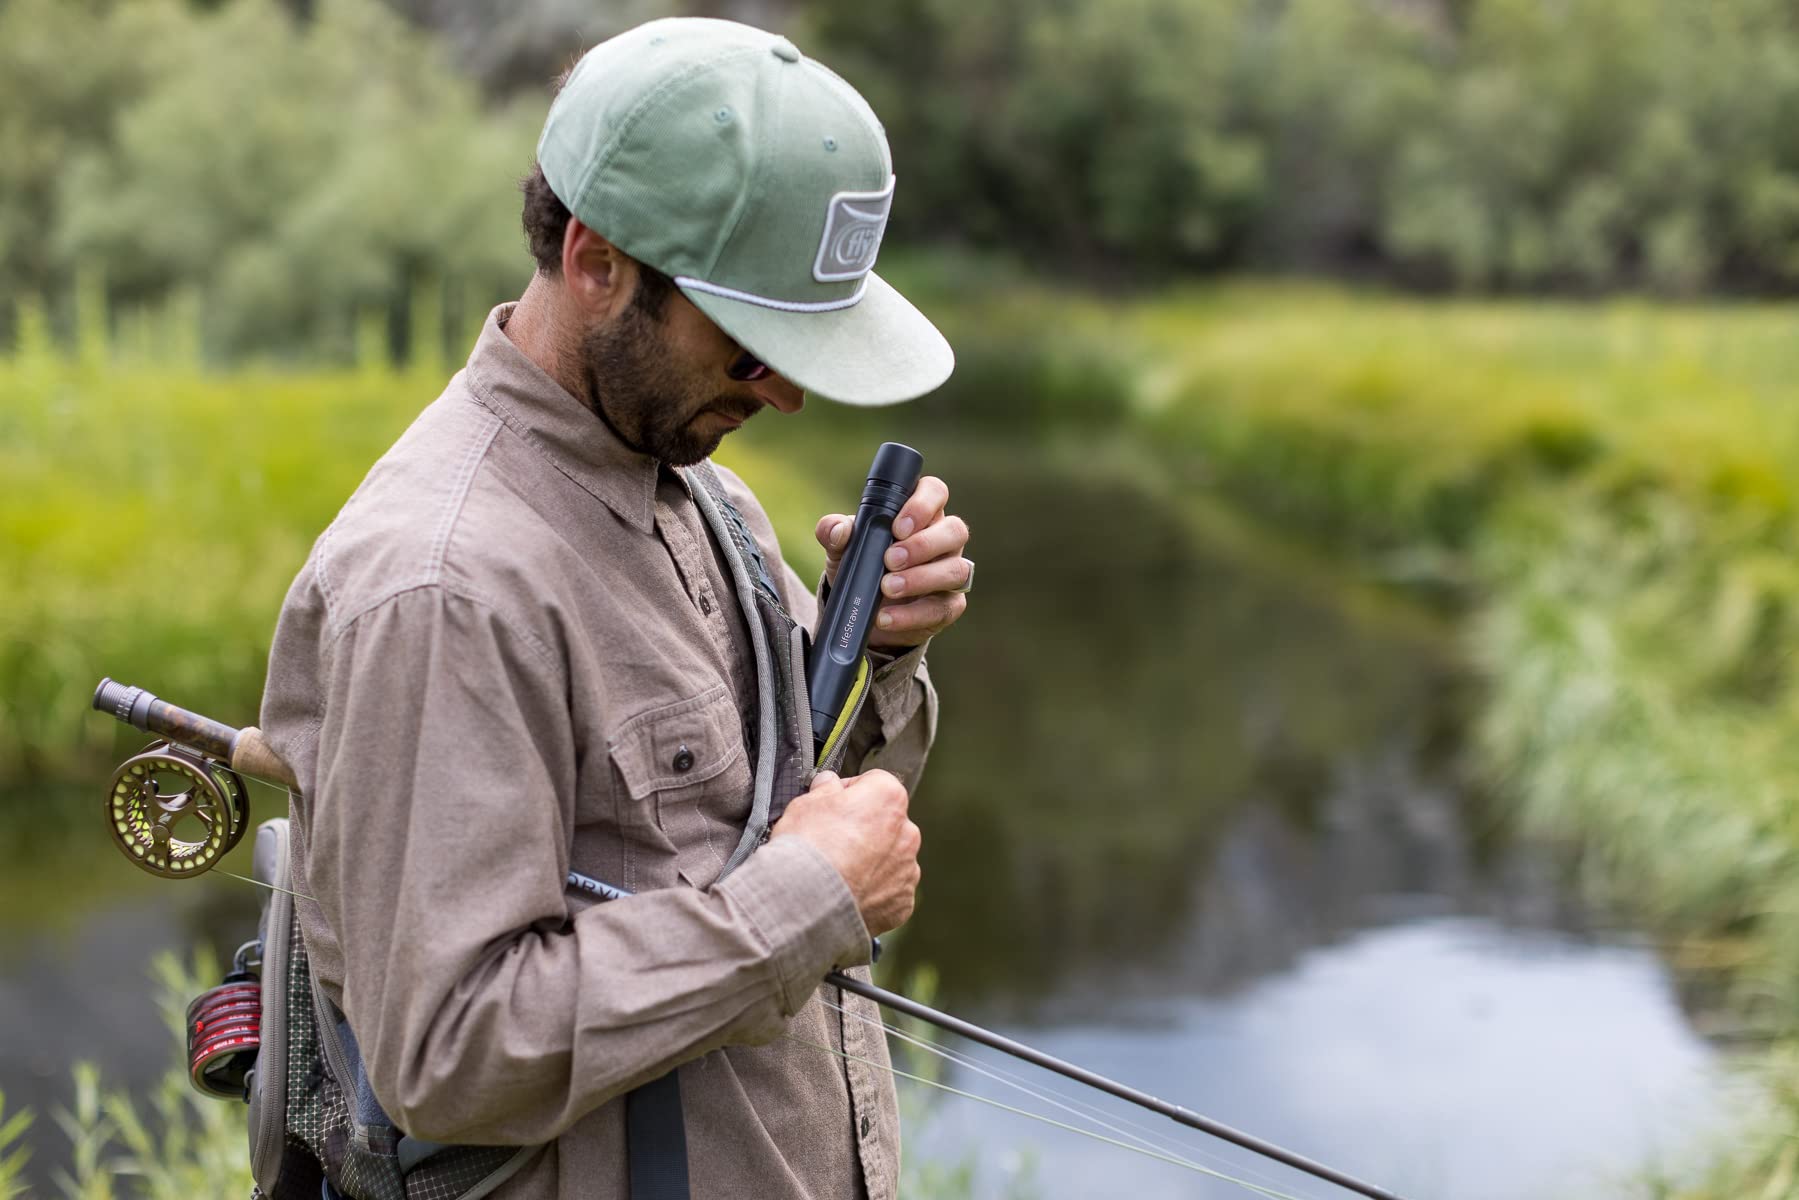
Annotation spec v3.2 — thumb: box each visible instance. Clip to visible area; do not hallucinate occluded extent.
[816,515,853,584]
[815,515,853,556]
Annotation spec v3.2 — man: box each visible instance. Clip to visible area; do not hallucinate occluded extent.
[258,16,971,1200]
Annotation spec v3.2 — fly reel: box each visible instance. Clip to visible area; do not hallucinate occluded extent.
[105,741,249,877]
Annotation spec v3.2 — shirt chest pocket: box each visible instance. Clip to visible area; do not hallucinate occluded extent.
[607,683,755,886]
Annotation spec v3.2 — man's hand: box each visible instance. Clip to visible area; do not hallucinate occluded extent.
[815,474,971,650]
[770,769,920,937]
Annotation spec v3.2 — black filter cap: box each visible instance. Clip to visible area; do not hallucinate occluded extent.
[867,442,924,492]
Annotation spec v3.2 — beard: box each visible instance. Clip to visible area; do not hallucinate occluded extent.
[575,301,758,467]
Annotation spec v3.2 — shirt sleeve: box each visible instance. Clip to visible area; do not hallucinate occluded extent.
[307,585,870,1146]
[836,636,935,788]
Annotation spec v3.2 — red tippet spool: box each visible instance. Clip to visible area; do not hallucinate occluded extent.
[194,999,258,1021]
[186,987,258,1019]
[196,1013,260,1040]
[187,975,261,1099]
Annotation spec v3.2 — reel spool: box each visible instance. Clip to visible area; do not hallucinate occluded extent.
[105,741,249,878]
[186,940,261,1100]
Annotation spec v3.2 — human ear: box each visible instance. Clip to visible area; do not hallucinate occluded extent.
[560,219,636,321]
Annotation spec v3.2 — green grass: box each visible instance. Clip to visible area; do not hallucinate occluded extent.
[0,335,426,793]
[1137,285,1799,551]
[0,1087,33,1200]
[0,316,831,801]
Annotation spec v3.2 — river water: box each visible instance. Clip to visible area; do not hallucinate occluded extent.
[883,453,1741,1199]
[0,446,1742,1197]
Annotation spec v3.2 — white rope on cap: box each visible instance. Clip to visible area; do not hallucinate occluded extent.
[674,275,869,312]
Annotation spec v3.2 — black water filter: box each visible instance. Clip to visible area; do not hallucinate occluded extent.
[807,442,924,750]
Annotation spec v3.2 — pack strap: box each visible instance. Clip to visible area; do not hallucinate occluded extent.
[689,462,784,606]
[686,462,783,879]
[626,1071,690,1200]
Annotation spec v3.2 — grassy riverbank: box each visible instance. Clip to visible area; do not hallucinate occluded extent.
[1100,283,1799,1196]
[1129,284,1799,989]
[0,312,832,802]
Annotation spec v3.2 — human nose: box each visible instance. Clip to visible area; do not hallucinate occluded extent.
[752,373,805,414]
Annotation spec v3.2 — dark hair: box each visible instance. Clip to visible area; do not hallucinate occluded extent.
[520,162,574,274]
[519,161,675,317]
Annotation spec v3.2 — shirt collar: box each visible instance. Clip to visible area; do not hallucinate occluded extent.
[462,302,659,533]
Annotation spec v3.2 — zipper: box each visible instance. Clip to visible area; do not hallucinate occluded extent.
[817,657,872,775]
[250,822,292,1189]
[311,967,356,1114]
[789,626,817,787]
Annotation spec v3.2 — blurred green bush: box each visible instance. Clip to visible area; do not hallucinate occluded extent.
[11,0,1799,366]
[0,0,543,361]
[801,0,1799,294]
[0,291,832,797]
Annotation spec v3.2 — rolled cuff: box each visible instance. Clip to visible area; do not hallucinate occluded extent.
[866,643,929,743]
[717,836,872,1013]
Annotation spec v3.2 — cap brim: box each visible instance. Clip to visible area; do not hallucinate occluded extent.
[680,272,954,406]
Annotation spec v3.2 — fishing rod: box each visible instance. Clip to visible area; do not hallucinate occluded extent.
[589,872,1411,1200]
[90,677,1413,1200]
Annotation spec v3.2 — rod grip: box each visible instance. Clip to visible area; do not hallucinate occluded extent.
[93,677,297,786]
[231,727,298,789]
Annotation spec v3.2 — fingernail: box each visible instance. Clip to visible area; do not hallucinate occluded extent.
[894,517,914,538]
[877,612,893,629]
[833,520,850,547]
[814,770,839,786]
[886,546,908,569]
[883,574,904,596]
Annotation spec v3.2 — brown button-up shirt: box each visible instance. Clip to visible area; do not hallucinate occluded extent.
[259,304,938,1199]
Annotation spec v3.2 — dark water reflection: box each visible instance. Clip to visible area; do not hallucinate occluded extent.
[888,455,1512,1012]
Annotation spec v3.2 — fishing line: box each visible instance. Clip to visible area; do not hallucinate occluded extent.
[214,868,313,902]
[855,1003,1309,1195]
[821,994,1333,1200]
[827,970,1408,1200]
[870,1007,1221,1175]
[232,771,293,799]
[783,1032,1309,1200]
[832,996,1213,1170]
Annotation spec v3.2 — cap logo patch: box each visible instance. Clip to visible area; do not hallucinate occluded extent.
[813,176,895,283]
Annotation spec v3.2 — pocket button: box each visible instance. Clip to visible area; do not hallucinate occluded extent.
[672,745,695,773]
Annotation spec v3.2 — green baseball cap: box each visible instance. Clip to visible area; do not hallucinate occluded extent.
[537,17,953,406]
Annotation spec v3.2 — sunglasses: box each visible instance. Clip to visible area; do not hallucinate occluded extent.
[726,348,772,382]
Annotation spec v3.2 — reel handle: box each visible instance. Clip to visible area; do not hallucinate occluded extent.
[94,678,298,788]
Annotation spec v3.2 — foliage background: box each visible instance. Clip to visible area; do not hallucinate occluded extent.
[13,0,1799,359]
[19,0,1799,364]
